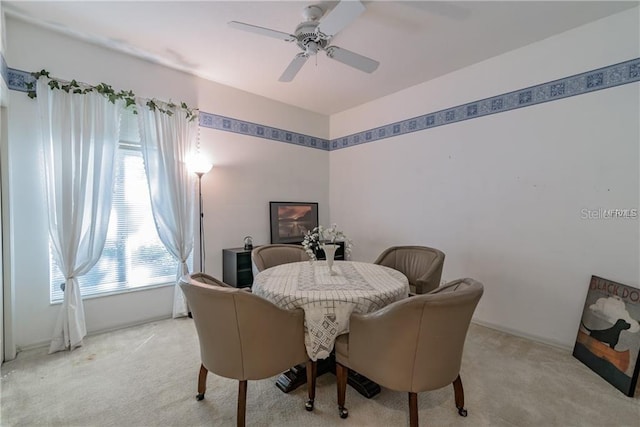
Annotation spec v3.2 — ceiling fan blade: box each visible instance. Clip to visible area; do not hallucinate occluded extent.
[279,53,309,82]
[228,21,295,42]
[325,46,379,73]
[317,0,365,37]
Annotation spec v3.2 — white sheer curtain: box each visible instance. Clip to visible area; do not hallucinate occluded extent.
[37,78,123,353]
[136,100,196,318]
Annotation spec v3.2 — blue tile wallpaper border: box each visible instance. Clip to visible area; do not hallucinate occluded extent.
[329,57,640,151]
[7,67,34,92]
[7,68,331,150]
[198,112,329,151]
[7,57,639,152]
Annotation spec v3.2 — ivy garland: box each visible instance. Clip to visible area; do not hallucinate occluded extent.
[25,69,198,122]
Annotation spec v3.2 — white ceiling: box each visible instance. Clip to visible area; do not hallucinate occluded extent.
[5,1,638,115]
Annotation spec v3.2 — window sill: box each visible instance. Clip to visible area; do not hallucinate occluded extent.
[50,281,175,305]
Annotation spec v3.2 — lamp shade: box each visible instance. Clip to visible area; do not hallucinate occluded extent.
[189,155,213,176]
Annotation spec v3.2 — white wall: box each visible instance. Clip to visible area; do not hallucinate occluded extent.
[329,8,640,349]
[5,7,639,352]
[5,18,329,350]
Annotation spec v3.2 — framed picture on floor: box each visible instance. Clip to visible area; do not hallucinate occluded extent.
[269,201,318,244]
[573,275,640,396]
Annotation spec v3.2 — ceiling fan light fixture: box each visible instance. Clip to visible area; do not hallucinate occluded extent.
[302,5,323,22]
[229,0,378,82]
[306,41,319,55]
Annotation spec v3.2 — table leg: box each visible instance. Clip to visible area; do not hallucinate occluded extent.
[345,369,381,398]
[275,359,332,393]
[275,354,381,398]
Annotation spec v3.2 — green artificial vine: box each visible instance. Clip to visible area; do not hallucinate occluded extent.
[25,69,198,121]
[146,99,198,122]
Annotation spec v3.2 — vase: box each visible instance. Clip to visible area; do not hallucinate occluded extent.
[321,243,338,276]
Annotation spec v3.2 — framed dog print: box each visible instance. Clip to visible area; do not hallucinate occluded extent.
[573,276,640,396]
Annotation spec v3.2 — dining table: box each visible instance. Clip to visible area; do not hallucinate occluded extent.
[252,260,410,397]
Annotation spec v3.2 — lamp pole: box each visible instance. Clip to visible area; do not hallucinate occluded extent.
[188,154,212,318]
[191,158,212,272]
[196,171,205,273]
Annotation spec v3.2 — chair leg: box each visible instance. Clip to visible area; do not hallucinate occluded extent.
[237,380,247,427]
[336,362,349,419]
[196,364,208,401]
[305,360,317,411]
[453,375,467,417]
[408,392,418,427]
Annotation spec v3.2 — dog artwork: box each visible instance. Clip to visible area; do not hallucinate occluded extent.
[581,318,632,349]
[573,276,640,397]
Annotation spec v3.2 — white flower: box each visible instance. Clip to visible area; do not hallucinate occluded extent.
[302,224,353,261]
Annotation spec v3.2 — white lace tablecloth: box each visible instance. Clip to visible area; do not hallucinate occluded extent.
[253,261,409,361]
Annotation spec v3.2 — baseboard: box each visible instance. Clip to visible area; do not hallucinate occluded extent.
[14,314,174,355]
[472,318,573,352]
[14,315,571,358]
[87,314,175,339]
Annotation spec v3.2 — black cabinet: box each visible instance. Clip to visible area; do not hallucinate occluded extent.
[222,247,254,288]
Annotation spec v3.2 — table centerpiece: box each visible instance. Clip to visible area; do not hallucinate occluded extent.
[302,224,353,274]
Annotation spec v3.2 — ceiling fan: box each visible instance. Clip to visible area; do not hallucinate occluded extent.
[228,0,379,82]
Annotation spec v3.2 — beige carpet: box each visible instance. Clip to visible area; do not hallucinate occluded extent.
[1,318,639,426]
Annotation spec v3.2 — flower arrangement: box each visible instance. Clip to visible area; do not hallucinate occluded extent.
[302,224,353,261]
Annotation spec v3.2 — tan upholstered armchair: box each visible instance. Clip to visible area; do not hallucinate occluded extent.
[251,244,310,274]
[188,272,233,287]
[334,278,483,426]
[179,274,317,427]
[374,245,445,294]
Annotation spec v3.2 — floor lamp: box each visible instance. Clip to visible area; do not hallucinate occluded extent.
[192,161,212,273]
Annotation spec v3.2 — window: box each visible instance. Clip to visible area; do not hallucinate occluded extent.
[49,111,183,302]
